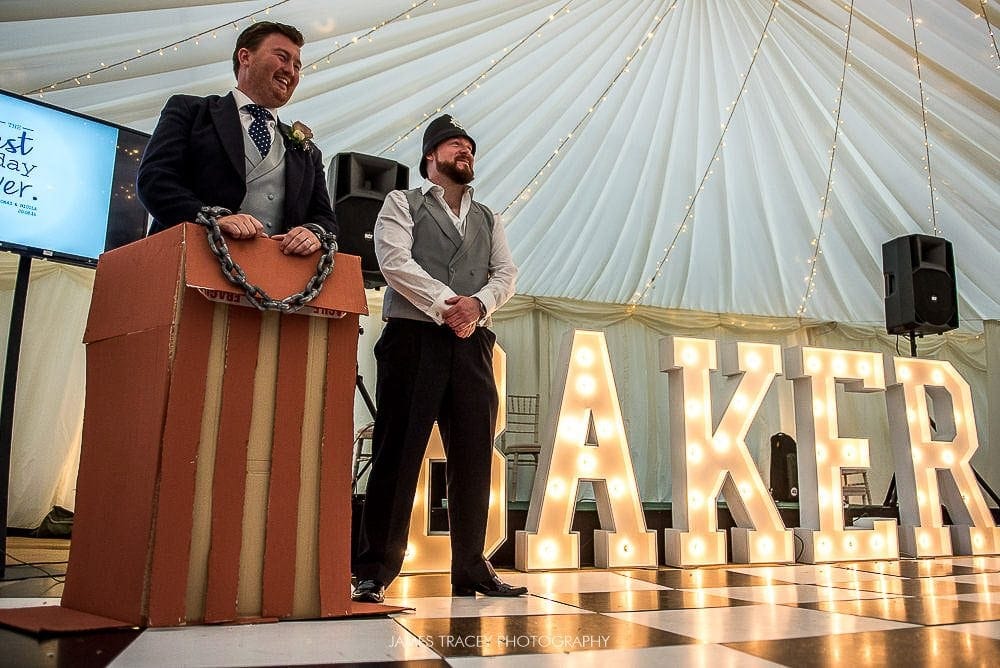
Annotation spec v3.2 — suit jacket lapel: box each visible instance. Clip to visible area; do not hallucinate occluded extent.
[279,122,306,219]
[211,93,246,178]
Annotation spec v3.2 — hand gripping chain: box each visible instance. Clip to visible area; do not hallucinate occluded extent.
[194,206,338,312]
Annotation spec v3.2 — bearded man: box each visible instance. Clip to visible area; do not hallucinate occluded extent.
[351,115,522,603]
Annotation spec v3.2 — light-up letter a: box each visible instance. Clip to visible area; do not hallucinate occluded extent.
[661,337,793,567]
[515,330,657,570]
[886,357,1000,557]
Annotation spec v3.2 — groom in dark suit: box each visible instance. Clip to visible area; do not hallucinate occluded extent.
[137,21,336,256]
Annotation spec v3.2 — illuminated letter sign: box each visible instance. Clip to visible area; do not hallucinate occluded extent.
[516,330,657,570]
[661,337,794,566]
[886,357,1000,556]
[784,347,899,563]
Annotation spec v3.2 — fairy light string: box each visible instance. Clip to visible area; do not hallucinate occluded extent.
[977,0,1000,67]
[795,0,856,318]
[499,0,682,218]
[378,1,576,156]
[304,0,435,71]
[628,0,780,309]
[29,1,293,97]
[907,0,940,236]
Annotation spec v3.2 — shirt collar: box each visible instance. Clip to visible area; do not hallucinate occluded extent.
[421,178,474,199]
[232,88,278,120]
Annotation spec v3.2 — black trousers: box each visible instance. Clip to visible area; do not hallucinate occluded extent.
[354,319,498,586]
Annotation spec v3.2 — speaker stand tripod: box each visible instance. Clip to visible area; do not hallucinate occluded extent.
[355,373,376,421]
[883,467,1000,510]
[907,330,919,357]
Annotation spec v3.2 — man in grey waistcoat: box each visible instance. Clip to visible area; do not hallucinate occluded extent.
[352,115,522,603]
[137,21,336,252]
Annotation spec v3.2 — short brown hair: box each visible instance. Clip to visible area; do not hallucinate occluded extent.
[232,21,304,77]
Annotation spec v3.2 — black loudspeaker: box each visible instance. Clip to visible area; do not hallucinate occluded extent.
[769,432,798,503]
[328,152,409,288]
[882,234,958,335]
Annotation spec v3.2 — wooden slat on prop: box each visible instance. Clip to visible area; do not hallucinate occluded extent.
[318,315,360,616]
[203,307,262,622]
[261,314,311,618]
[146,292,216,627]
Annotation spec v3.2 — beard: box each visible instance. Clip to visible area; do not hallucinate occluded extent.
[438,156,475,185]
[241,63,296,108]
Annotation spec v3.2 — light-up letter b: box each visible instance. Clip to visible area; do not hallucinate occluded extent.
[398,345,508,574]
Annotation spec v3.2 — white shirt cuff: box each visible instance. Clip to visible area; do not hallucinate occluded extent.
[429,287,458,325]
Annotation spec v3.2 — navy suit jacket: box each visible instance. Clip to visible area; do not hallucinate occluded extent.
[138,92,337,236]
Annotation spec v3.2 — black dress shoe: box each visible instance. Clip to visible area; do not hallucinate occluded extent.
[452,574,528,597]
[352,579,386,603]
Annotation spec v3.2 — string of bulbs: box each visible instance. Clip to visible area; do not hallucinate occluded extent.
[976,0,1000,67]
[27,0,437,98]
[499,0,682,218]
[377,1,576,157]
[796,0,856,318]
[303,0,435,72]
[907,0,940,237]
[627,0,780,310]
[28,1,294,97]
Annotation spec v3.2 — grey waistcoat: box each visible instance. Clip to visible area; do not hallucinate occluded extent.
[381,188,494,323]
[239,129,287,235]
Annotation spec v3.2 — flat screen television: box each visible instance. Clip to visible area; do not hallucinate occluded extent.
[0,89,150,267]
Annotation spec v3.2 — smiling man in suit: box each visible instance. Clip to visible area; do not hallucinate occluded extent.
[137,21,336,255]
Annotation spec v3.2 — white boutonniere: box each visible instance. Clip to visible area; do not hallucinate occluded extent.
[283,120,314,152]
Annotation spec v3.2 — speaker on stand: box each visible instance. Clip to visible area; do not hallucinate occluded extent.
[882,233,958,356]
[328,152,409,289]
[327,153,409,509]
[878,234,996,509]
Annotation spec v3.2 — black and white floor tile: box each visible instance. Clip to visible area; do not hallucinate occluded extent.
[4,543,1000,666]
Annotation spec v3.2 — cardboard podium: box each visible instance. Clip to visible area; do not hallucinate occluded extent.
[54,223,376,627]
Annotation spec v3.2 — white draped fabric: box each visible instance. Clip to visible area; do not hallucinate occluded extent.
[0,259,91,527]
[2,266,994,527]
[0,1,997,526]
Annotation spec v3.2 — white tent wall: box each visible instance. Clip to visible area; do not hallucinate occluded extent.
[3,266,993,528]
[0,258,91,528]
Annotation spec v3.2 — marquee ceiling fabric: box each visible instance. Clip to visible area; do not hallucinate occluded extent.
[2,0,997,326]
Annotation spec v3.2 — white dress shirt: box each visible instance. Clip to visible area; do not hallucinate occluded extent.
[232,88,277,145]
[374,180,517,325]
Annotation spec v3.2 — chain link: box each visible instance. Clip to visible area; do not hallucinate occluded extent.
[194,206,338,313]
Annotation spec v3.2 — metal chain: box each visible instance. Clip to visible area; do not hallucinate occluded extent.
[194,206,338,312]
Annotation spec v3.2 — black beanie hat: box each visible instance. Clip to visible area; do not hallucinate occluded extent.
[420,114,476,178]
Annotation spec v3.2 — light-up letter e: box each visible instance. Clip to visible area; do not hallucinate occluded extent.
[886,357,1000,557]
[785,347,898,563]
[398,345,508,574]
[516,330,656,570]
[661,337,793,566]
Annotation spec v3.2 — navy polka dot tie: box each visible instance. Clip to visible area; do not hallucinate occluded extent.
[245,104,272,158]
